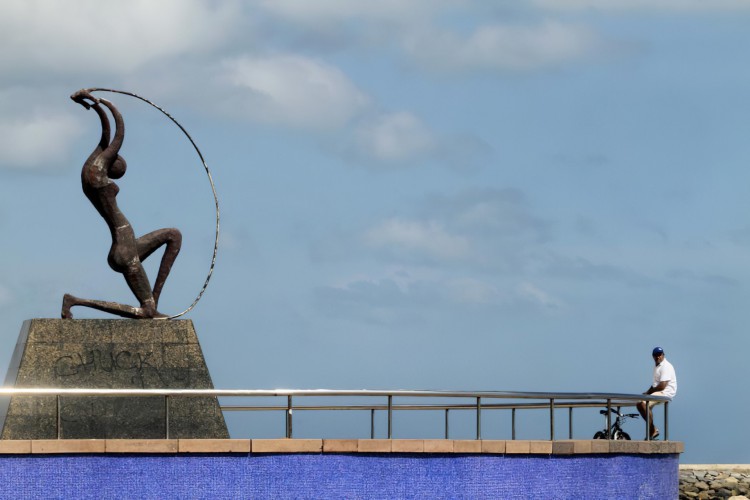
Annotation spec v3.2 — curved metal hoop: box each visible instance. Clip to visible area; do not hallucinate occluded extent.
[88,88,219,320]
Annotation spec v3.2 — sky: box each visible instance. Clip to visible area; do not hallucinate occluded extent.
[1,0,749,463]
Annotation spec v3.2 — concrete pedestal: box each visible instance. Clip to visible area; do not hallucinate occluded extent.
[0,319,228,439]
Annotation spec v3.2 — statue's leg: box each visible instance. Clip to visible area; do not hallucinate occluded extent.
[61,293,149,319]
[109,232,160,315]
[121,263,163,317]
[136,228,182,307]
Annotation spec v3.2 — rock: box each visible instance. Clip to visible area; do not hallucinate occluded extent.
[695,481,709,491]
[681,468,750,499]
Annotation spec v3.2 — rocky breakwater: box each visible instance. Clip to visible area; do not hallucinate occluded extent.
[680,466,750,499]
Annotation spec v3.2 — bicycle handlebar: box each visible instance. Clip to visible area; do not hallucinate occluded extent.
[599,409,640,418]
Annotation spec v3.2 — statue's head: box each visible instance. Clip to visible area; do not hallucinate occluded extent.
[108,155,127,179]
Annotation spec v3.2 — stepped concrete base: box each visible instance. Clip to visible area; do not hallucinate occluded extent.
[0,319,228,439]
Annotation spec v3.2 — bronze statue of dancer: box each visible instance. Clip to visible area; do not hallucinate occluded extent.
[62,89,182,319]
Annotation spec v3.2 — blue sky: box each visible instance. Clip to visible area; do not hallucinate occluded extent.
[1,1,749,463]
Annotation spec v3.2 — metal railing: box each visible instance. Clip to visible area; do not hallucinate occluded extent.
[0,388,670,441]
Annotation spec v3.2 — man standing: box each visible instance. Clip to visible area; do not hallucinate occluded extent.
[636,347,677,440]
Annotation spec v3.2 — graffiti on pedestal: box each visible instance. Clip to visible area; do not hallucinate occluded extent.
[53,348,190,388]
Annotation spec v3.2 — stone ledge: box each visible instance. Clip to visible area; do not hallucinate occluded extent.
[453,440,482,453]
[178,439,250,453]
[0,440,31,454]
[481,440,506,454]
[0,439,684,454]
[106,439,179,453]
[552,441,576,455]
[32,440,106,454]
[391,439,424,453]
[323,439,358,453]
[591,439,610,454]
[357,439,392,453]
[252,439,322,453]
[609,440,641,454]
[506,440,530,454]
[424,439,454,453]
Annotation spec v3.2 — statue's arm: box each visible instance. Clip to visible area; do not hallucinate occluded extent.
[71,90,110,146]
[91,102,111,151]
[71,89,113,187]
[96,98,124,164]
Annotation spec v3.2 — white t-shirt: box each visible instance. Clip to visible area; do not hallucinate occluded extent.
[653,358,677,399]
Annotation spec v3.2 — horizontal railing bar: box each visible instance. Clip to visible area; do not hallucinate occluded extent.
[0,388,669,402]
[220,401,643,412]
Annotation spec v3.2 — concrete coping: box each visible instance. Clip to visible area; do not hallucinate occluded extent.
[0,439,684,455]
[680,464,750,471]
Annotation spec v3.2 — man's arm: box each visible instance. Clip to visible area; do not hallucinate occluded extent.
[643,381,668,395]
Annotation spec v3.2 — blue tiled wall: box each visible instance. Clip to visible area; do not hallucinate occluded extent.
[0,453,678,499]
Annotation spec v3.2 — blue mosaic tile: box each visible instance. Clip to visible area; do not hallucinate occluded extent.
[0,453,678,499]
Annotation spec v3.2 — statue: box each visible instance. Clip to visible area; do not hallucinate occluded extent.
[61,89,182,319]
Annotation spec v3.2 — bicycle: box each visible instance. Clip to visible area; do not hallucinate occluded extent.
[593,406,640,440]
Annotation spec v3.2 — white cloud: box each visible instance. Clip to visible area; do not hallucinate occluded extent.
[532,0,750,11]
[258,0,459,26]
[443,277,504,305]
[336,189,553,271]
[0,0,240,77]
[217,55,370,130]
[353,112,437,163]
[427,189,552,244]
[404,21,599,72]
[0,109,83,170]
[314,271,565,326]
[517,281,563,309]
[336,112,489,170]
[364,218,471,261]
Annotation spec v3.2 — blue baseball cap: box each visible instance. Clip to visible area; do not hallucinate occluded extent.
[652,347,664,356]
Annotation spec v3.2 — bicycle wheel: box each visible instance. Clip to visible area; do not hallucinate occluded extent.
[613,430,631,440]
[593,431,607,439]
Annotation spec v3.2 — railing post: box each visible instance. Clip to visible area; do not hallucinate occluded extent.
[445,409,449,439]
[165,395,170,439]
[568,407,573,439]
[476,397,481,440]
[664,401,668,441]
[550,398,555,441]
[286,395,293,439]
[606,399,612,440]
[387,395,392,439]
[512,408,516,440]
[56,395,61,440]
[646,399,651,441]
[370,408,375,439]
